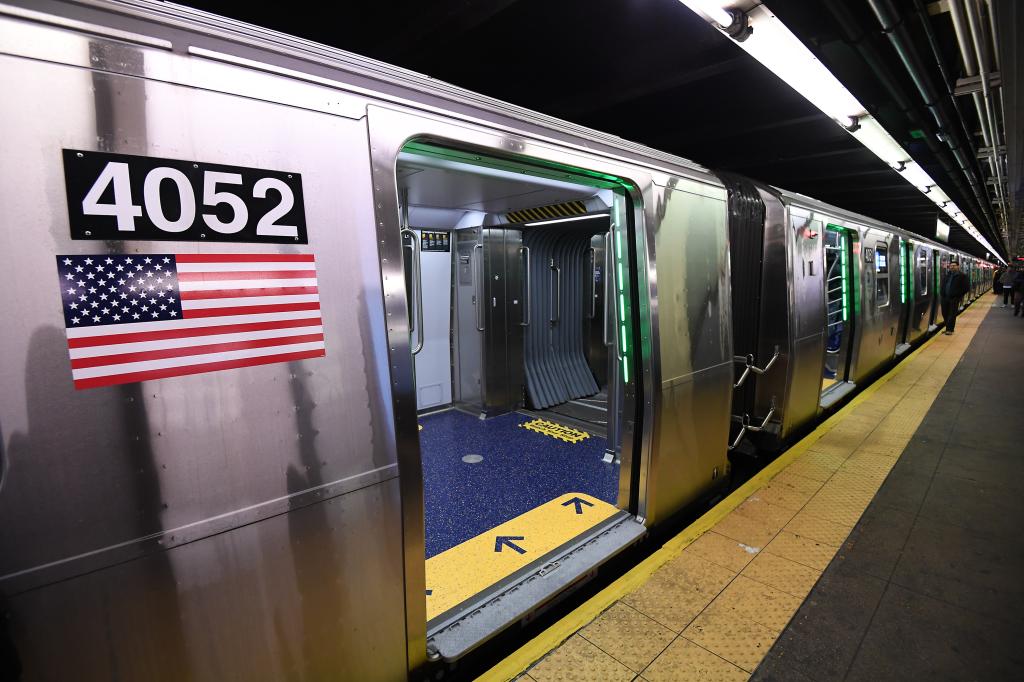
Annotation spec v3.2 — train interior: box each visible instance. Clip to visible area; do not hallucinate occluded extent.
[394,144,633,625]
[821,224,855,401]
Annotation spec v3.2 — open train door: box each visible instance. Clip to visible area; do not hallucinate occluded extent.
[365,104,653,670]
[895,238,914,355]
[820,224,856,406]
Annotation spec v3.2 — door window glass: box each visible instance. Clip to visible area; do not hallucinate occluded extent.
[917,248,928,294]
[875,240,889,307]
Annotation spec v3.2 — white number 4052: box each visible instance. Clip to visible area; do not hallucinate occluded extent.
[81,161,298,238]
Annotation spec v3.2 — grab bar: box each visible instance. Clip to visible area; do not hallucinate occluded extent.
[728,397,777,451]
[604,230,612,347]
[586,247,597,319]
[474,243,484,331]
[733,345,780,388]
[520,246,531,327]
[401,228,424,355]
[549,259,561,324]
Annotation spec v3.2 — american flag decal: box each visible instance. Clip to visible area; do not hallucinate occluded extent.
[56,253,325,390]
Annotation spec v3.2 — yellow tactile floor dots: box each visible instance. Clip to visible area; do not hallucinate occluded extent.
[520,419,592,444]
[493,300,991,682]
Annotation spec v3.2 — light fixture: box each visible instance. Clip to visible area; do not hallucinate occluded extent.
[677,0,733,28]
[523,214,607,227]
[898,162,936,192]
[850,116,909,168]
[676,0,1006,263]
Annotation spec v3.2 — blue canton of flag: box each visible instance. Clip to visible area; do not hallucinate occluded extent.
[56,254,183,328]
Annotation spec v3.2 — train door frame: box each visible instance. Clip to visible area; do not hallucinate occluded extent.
[820,223,856,398]
[895,237,914,353]
[932,250,950,326]
[365,104,655,669]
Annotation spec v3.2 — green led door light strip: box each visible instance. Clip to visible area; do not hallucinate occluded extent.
[841,233,850,321]
[612,213,630,383]
[900,241,908,304]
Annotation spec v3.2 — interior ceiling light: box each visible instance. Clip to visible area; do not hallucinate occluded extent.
[676,0,1006,264]
[523,214,606,227]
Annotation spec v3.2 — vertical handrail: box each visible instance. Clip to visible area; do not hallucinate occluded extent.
[586,246,597,319]
[603,230,613,347]
[473,243,484,331]
[520,245,531,326]
[402,228,424,355]
[549,259,561,324]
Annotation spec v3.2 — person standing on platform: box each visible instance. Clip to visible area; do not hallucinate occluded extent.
[1012,268,1024,317]
[940,260,970,335]
[994,268,1004,299]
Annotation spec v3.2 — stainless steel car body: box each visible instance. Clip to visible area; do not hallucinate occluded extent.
[0,1,735,678]
[738,184,990,448]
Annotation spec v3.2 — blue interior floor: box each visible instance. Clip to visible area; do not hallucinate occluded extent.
[420,410,619,558]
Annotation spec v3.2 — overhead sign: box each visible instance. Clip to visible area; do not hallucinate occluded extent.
[935,219,950,242]
[63,150,307,244]
[56,252,324,389]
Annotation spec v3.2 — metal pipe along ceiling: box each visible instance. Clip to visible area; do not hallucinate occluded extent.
[822,0,994,255]
[962,0,1008,239]
[866,0,1001,252]
[948,0,1002,227]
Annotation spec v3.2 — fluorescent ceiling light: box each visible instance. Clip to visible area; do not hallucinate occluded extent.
[850,117,908,168]
[677,0,1005,263]
[898,162,936,192]
[523,214,606,227]
[677,0,733,27]
[737,8,864,123]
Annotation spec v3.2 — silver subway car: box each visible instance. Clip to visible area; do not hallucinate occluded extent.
[0,1,735,678]
[722,179,990,453]
[0,2,991,680]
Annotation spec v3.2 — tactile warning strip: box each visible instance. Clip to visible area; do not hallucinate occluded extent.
[486,299,992,681]
[520,419,592,444]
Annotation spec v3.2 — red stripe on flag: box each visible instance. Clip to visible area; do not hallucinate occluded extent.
[70,333,325,369]
[179,286,318,300]
[175,253,315,263]
[67,317,323,348]
[177,270,315,281]
[72,349,326,390]
[183,302,320,318]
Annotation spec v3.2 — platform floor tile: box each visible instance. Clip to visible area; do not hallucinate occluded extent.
[641,638,747,682]
[527,635,633,682]
[579,603,676,673]
[483,298,992,682]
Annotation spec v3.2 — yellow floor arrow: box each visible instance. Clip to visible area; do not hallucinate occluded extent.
[426,492,619,620]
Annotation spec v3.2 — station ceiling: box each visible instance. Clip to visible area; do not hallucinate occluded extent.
[183,0,1020,261]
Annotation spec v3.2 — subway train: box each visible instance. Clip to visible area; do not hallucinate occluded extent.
[0,1,993,680]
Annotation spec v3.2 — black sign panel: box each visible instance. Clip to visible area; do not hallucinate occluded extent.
[420,230,451,252]
[62,149,307,244]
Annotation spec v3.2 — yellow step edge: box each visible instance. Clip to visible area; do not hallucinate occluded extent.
[426,493,618,620]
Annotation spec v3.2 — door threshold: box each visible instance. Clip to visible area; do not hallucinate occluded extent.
[426,509,645,661]
[820,381,856,409]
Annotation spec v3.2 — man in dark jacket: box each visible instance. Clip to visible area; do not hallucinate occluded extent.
[940,260,970,334]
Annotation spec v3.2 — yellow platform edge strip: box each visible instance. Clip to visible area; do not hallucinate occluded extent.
[476,297,985,681]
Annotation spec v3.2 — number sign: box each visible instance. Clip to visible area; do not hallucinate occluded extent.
[62,150,307,244]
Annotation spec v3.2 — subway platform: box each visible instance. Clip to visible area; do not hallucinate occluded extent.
[480,296,1023,681]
